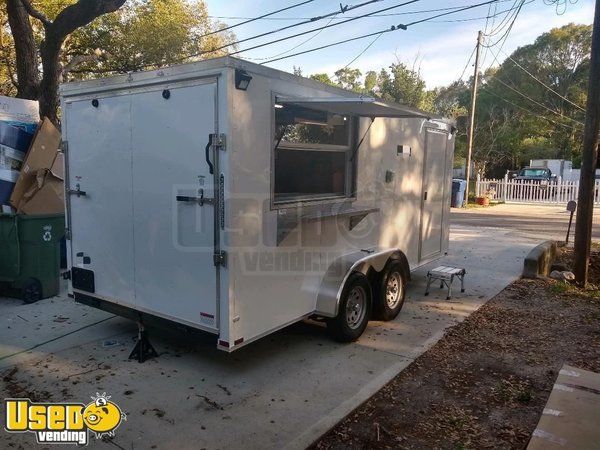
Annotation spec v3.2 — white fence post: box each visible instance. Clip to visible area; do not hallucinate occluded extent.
[475,177,594,204]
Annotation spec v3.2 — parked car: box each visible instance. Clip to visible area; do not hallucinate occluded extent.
[514,167,557,184]
[514,167,558,200]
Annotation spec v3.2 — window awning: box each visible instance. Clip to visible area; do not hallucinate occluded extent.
[275,96,433,119]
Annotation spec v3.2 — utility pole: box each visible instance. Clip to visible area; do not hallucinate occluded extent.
[574,0,600,286]
[464,30,483,207]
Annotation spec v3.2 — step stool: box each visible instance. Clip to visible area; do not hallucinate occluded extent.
[425,266,466,300]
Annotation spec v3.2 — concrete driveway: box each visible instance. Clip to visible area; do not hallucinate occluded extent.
[1,214,543,449]
[451,203,600,240]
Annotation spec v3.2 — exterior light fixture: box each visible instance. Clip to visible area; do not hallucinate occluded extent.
[235,69,252,91]
[274,103,284,109]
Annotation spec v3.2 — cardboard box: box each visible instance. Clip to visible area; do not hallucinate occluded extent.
[16,152,64,215]
[10,118,61,210]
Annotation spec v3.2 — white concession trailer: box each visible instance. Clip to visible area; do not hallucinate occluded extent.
[60,57,455,353]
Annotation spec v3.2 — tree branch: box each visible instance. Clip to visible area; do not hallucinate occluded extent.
[50,0,126,42]
[60,50,104,80]
[19,0,51,27]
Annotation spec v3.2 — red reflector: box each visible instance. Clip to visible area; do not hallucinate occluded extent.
[234,337,244,345]
[200,312,215,318]
[219,340,229,348]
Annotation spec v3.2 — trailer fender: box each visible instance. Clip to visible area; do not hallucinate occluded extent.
[315,248,409,318]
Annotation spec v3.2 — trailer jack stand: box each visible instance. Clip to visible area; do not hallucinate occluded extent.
[129,322,158,363]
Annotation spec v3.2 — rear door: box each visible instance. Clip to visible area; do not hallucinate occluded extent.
[130,79,218,330]
[65,95,136,305]
[420,129,449,261]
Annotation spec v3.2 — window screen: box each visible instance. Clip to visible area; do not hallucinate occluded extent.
[273,103,353,203]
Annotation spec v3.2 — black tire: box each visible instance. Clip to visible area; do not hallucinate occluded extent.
[373,260,407,321]
[327,272,371,342]
[22,278,42,304]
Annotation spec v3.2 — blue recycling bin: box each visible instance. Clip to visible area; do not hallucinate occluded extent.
[451,179,467,207]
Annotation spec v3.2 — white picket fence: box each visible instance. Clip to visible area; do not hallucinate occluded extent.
[475,175,600,204]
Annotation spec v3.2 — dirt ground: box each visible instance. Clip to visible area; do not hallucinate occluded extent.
[313,247,600,449]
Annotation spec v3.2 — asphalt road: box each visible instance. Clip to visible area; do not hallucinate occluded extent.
[450,203,600,241]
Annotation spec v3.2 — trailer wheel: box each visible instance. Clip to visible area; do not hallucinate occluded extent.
[373,260,407,321]
[22,278,42,304]
[327,272,371,342]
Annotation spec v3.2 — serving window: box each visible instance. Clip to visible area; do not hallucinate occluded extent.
[273,102,355,204]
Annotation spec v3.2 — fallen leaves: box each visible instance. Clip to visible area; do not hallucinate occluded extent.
[313,248,600,449]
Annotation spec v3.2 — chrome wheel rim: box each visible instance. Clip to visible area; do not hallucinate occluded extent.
[345,286,367,329]
[385,272,402,309]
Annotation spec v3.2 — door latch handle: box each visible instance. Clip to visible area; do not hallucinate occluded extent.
[424,191,428,201]
[176,189,214,206]
[205,137,214,175]
[67,183,87,197]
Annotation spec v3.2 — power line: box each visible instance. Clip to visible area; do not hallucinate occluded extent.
[483,43,586,125]
[491,76,585,125]
[482,86,584,130]
[260,0,503,64]
[207,0,516,21]
[486,0,521,36]
[201,0,315,38]
[246,14,339,61]
[191,0,393,60]
[342,32,385,69]
[493,46,586,111]
[483,0,526,47]
[478,1,497,69]
[458,44,478,81]
[261,0,519,66]
[421,0,534,23]
[221,0,425,61]
[261,26,402,64]
[403,0,499,26]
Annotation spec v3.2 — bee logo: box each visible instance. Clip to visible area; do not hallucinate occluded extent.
[82,393,126,439]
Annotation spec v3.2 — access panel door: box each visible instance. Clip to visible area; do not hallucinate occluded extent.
[65,95,135,305]
[420,129,449,261]
[131,80,218,330]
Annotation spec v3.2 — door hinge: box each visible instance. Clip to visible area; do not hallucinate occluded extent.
[65,229,72,240]
[211,133,226,151]
[213,250,227,267]
[61,140,69,153]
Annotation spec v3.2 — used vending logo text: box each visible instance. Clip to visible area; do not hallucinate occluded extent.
[4,393,125,445]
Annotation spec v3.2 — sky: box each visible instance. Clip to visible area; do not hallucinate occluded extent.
[204,0,595,88]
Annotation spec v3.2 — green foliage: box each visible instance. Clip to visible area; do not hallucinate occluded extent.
[334,67,362,91]
[378,62,433,110]
[309,62,436,112]
[61,0,236,78]
[481,23,590,172]
[363,70,377,94]
[309,73,335,85]
[0,0,235,92]
[304,24,590,178]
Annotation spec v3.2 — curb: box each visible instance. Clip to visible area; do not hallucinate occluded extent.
[523,240,559,278]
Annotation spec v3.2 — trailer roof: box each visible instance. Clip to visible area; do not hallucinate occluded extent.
[276,96,431,119]
[59,56,451,124]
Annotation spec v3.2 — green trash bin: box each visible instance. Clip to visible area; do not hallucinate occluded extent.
[0,213,65,302]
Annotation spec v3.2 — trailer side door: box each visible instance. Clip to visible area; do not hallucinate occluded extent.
[65,95,136,305]
[420,129,449,261]
[130,79,218,330]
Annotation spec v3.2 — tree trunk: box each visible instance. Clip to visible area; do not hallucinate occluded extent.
[7,0,127,123]
[38,32,62,124]
[6,0,39,99]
